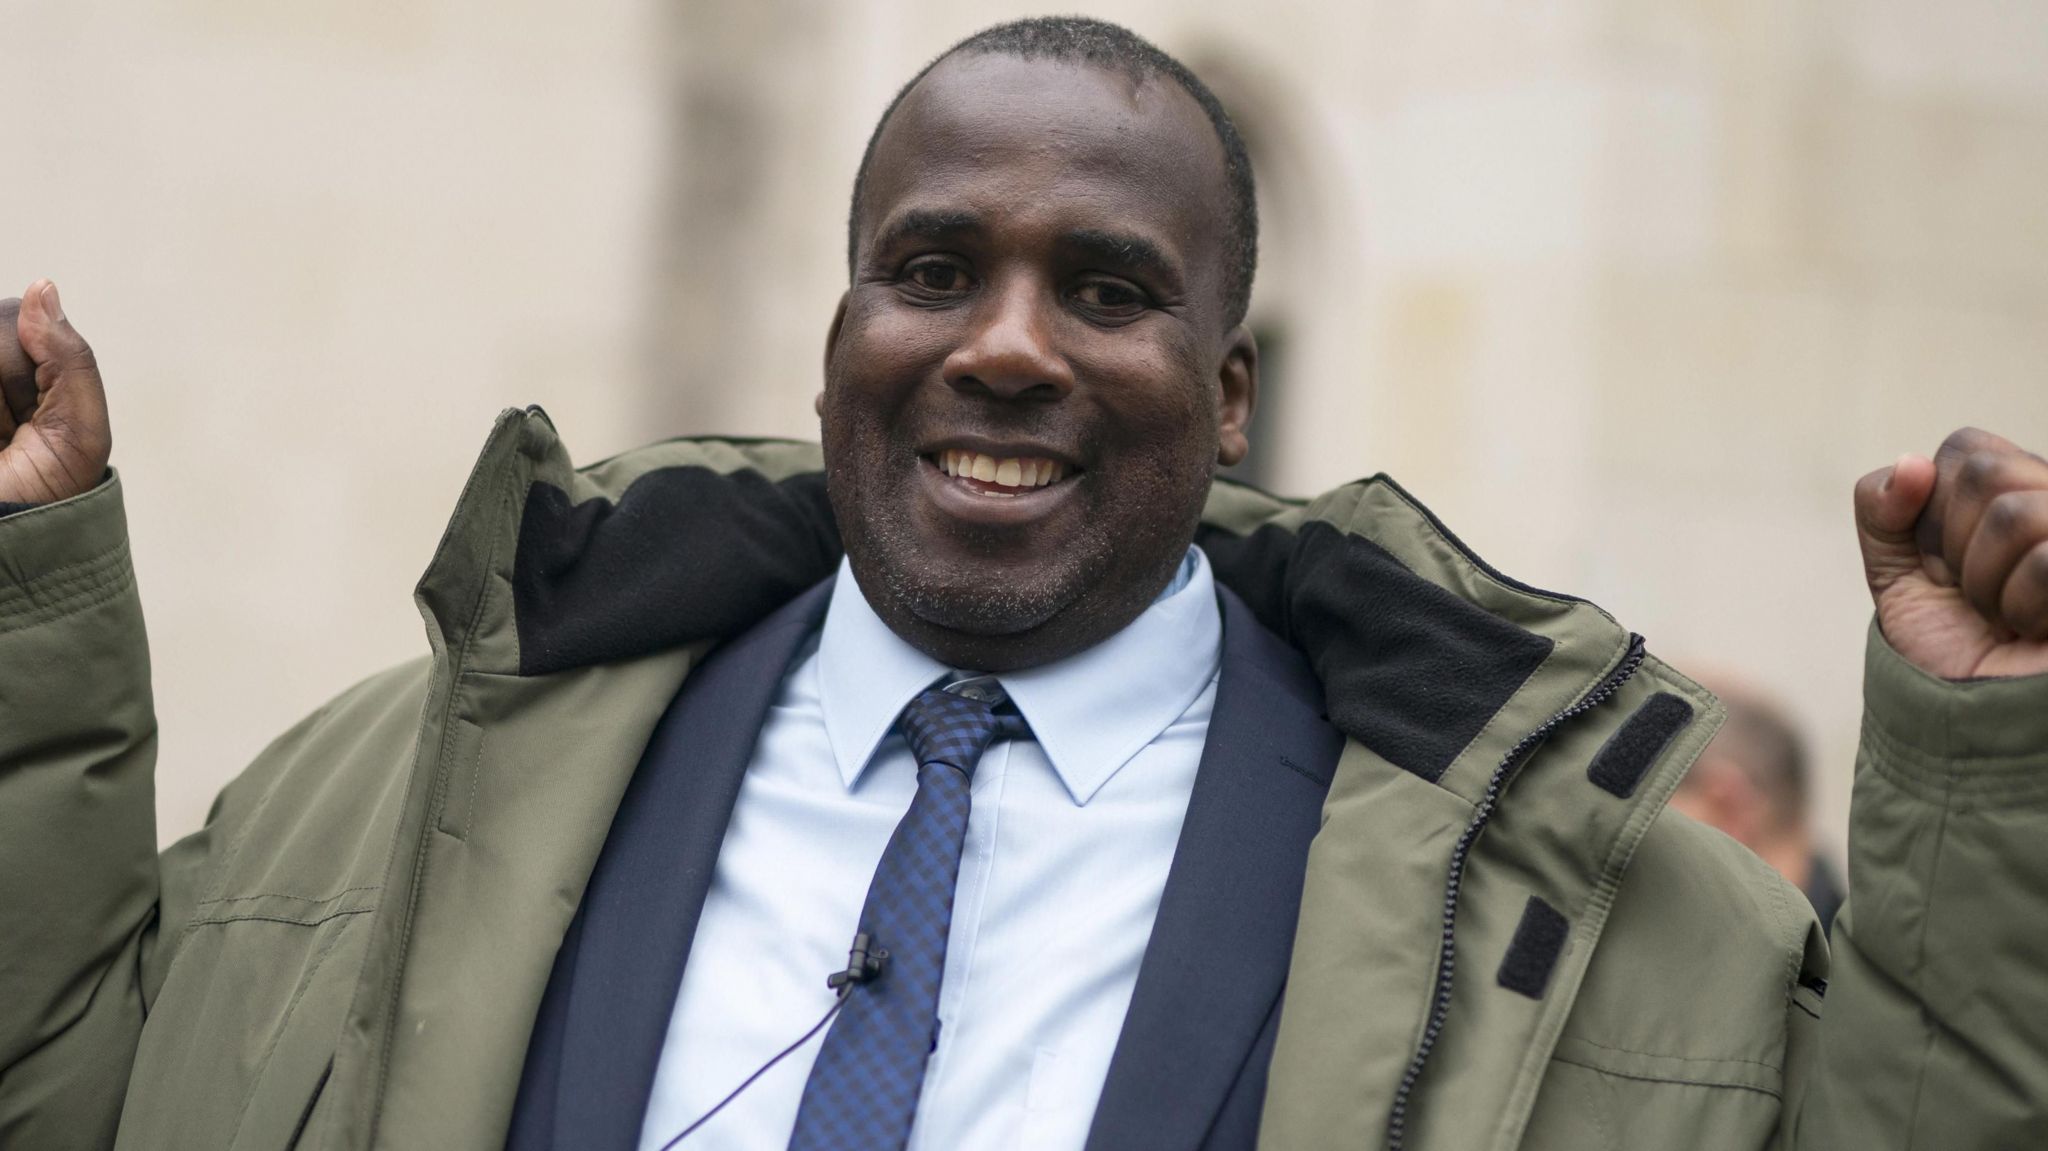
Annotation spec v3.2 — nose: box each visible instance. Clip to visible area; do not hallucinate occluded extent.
[941,276,1075,401]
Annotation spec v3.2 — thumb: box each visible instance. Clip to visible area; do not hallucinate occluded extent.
[16,279,109,435]
[18,280,94,377]
[1854,453,1935,601]
[5,280,113,502]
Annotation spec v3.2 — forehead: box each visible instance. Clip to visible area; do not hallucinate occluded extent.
[859,54,1230,266]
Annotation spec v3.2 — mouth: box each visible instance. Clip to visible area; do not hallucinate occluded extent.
[927,447,1077,498]
[915,444,1085,529]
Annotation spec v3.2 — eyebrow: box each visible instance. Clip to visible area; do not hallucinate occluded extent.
[1062,228,1179,287]
[872,208,984,252]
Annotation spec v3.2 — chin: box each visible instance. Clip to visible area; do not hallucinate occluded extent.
[890,562,1080,638]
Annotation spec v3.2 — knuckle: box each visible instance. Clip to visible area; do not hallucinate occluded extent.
[1959,450,2011,495]
[1939,426,1988,462]
[1984,491,2031,535]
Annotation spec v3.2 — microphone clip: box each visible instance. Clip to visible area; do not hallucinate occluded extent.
[827,932,889,992]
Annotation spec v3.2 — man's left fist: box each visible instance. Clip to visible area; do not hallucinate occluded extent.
[1855,427,2048,680]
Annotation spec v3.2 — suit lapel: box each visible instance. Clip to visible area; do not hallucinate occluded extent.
[544,579,833,1150]
[1085,587,1344,1151]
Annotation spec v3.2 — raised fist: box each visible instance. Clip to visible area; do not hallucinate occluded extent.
[1855,427,2048,680]
[0,280,112,506]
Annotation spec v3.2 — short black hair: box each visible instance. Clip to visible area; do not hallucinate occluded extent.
[846,16,1259,328]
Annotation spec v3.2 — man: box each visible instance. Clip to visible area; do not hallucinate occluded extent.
[1669,676,1845,933]
[3,15,2047,1151]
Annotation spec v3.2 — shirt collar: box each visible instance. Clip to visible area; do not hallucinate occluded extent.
[817,546,1222,805]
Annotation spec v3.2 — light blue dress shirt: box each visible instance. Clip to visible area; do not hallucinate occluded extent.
[637,547,1223,1151]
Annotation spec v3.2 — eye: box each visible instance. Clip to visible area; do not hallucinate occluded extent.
[899,257,975,300]
[1069,276,1150,318]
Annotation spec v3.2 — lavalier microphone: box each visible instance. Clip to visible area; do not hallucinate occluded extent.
[827,931,890,991]
[654,931,889,1149]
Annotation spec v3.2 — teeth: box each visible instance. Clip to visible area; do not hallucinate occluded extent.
[933,450,1069,490]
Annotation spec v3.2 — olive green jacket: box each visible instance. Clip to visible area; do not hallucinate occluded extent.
[3,409,2044,1149]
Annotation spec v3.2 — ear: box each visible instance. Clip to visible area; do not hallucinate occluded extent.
[1215,324,1258,468]
[817,291,850,420]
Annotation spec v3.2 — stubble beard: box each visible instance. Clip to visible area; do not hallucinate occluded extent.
[829,437,1118,643]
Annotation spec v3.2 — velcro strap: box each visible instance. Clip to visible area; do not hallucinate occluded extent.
[1497,896,1570,999]
[1586,692,1694,799]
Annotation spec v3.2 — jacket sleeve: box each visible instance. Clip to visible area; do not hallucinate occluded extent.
[1784,621,2048,1149]
[0,474,194,1149]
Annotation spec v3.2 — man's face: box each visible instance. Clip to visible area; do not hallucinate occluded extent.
[820,53,1255,671]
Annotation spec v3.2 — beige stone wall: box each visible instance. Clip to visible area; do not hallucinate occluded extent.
[4,0,667,840]
[8,1,2044,847]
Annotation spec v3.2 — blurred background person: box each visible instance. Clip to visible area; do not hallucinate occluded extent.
[1671,674,1846,935]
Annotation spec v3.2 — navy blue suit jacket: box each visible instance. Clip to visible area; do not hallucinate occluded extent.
[507,581,1343,1151]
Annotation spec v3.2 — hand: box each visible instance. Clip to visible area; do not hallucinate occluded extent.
[0,280,112,506]
[1855,427,2048,679]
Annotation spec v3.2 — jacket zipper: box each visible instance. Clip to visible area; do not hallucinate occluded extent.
[1383,633,1648,1151]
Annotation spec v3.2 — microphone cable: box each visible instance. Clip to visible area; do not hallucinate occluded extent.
[654,932,890,1149]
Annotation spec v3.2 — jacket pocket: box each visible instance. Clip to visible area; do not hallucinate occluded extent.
[118,910,371,1151]
[223,916,364,1151]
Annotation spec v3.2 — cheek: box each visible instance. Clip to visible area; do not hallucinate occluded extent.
[833,292,956,394]
[1072,338,1217,461]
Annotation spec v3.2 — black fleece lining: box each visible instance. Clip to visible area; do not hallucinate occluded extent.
[1200,521,1555,783]
[513,468,841,676]
[0,501,38,518]
[513,465,1558,783]
[1586,692,1694,798]
[1497,896,1569,998]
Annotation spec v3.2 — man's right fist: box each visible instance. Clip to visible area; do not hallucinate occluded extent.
[0,280,112,506]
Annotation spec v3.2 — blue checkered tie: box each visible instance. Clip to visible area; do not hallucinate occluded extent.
[786,681,1026,1151]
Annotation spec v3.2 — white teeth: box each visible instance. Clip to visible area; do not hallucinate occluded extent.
[932,451,1070,490]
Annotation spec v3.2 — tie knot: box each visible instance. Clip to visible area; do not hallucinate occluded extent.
[898,683,1024,776]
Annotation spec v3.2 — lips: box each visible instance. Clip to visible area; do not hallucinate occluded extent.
[931,448,1071,495]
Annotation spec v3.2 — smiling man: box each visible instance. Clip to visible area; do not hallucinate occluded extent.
[6,15,2048,1151]
[821,35,1255,675]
